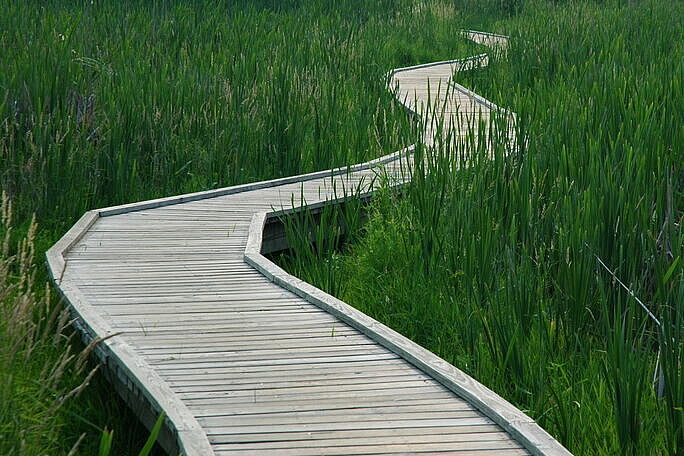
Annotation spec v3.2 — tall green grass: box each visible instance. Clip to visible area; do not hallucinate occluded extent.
[279,0,683,454]
[0,0,479,235]
[0,190,165,454]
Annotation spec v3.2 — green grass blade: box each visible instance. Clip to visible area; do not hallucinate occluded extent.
[98,428,114,456]
[138,412,165,456]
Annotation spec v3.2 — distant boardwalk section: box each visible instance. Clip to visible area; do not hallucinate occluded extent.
[47,31,571,456]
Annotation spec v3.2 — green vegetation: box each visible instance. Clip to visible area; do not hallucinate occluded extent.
[0,0,480,235]
[281,0,684,454]
[0,192,157,454]
[99,413,165,456]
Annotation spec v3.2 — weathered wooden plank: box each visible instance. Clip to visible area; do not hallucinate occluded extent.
[77,277,278,290]
[209,428,510,447]
[65,257,250,266]
[163,369,420,386]
[103,306,333,320]
[152,352,400,370]
[212,442,527,456]
[179,385,453,404]
[213,438,525,453]
[185,393,459,416]
[110,313,339,329]
[78,280,282,293]
[66,269,260,280]
[146,346,391,366]
[199,410,483,427]
[94,303,311,316]
[160,361,413,379]
[197,417,495,435]
[67,250,239,259]
[135,333,372,352]
[80,291,297,304]
[157,357,415,377]
[172,376,440,395]
[166,370,431,389]
[195,401,473,419]
[126,324,355,341]
[82,289,297,301]
[113,320,346,336]
[73,240,250,249]
[139,342,382,358]
[89,296,306,307]
[188,391,460,414]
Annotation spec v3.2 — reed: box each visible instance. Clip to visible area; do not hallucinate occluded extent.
[0,191,97,454]
[0,0,478,235]
[3,0,680,453]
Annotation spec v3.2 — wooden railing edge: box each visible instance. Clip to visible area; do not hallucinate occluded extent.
[45,210,99,285]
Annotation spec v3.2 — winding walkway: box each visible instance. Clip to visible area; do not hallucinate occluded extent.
[47,31,570,456]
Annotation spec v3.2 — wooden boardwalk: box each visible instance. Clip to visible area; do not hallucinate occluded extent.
[47,31,570,456]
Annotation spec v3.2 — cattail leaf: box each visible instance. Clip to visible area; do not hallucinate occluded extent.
[663,256,680,285]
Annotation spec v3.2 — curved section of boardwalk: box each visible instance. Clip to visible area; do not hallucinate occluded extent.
[47,31,570,456]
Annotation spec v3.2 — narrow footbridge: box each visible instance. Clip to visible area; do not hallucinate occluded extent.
[48,31,571,456]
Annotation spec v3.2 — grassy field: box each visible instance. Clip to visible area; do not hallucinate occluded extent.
[280,0,684,454]
[0,0,483,454]
[0,0,486,235]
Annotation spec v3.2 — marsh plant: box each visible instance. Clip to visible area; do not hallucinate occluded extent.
[0,0,479,233]
[0,192,99,455]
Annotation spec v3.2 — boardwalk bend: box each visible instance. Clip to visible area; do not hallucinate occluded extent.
[47,31,571,456]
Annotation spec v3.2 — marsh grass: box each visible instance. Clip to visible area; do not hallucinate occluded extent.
[0,190,163,454]
[0,192,98,454]
[0,0,480,234]
[279,0,684,454]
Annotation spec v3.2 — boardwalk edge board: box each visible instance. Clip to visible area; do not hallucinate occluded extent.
[47,29,572,456]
